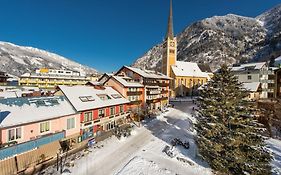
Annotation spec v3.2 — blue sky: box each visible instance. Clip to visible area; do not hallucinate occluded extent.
[0,0,280,73]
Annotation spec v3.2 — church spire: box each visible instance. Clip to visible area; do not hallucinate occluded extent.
[166,0,174,40]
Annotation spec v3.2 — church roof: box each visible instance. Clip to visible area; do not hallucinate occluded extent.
[171,61,209,78]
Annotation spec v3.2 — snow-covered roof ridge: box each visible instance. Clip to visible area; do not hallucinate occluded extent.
[112,76,144,88]
[171,61,209,78]
[58,85,130,112]
[242,82,260,92]
[0,96,76,128]
[124,66,171,80]
[231,62,267,71]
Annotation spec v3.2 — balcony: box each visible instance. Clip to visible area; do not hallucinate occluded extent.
[147,91,161,95]
[127,91,142,96]
[158,82,169,87]
[161,90,169,94]
[129,100,142,105]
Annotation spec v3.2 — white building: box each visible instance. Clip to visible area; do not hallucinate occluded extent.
[231,62,275,99]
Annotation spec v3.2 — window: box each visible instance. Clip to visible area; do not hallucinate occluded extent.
[79,96,95,102]
[112,94,122,99]
[84,112,93,122]
[97,94,111,100]
[248,75,252,80]
[67,118,75,130]
[40,121,50,133]
[120,105,124,113]
[8,127,22,142]
[98,109,105,118]
[169,49,175,54]
[110,107,115,115]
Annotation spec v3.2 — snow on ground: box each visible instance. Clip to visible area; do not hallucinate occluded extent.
[266,138,281,175]
[41,101,281,175]
[42,101,212,175]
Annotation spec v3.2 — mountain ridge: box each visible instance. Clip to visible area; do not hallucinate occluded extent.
[0,41,98,77]
[132,3,281,71]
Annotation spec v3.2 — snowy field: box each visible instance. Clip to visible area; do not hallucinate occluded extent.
[42,101,281,175]
[267,138,281,175]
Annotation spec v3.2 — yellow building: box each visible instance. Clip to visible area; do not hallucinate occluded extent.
[19,68,90,89]
[162,0,210,97]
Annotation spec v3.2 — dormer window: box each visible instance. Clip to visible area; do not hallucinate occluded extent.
[79,96,95,102]
[97,94,111,101]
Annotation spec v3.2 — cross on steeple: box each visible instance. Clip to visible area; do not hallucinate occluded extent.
[166,0,174,40]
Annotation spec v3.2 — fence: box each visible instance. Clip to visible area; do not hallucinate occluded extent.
[0,132,64,160]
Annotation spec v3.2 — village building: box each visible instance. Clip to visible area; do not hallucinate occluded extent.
[19,68,90,89]
[115,66,170,111]
[0,71,10,86]
[161,0,210,97]
[0,96,80,159]
[56,85,130,141]
[103,75,144,113]
[231,62,276,99]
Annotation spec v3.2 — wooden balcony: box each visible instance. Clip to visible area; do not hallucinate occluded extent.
[158,83,169,87]
[129,100,142,105]
[127,91,142,96]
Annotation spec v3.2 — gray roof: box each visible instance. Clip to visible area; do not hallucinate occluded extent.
[0,96,76,128]
[58,85,130,112]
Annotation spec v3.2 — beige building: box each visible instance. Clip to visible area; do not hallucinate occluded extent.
[19,68,90,89]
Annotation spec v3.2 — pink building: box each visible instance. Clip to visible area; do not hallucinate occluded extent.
[0,96,79,145]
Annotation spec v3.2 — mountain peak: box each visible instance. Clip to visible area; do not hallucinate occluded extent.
[132,3,281,71]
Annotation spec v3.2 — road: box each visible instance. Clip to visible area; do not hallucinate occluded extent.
[67,101,210,175]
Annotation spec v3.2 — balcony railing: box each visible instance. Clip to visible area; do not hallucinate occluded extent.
[147,91,161,95]
[129,100,142,105]
[127,91,142,96]
[158,83,169,87]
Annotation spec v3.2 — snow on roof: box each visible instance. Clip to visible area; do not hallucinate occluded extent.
[0,91,18,99]
[242,82,260,92]
[111,76,143,88]
[124,66,171,80]
[58,85,130,112]
[171,61,209,78]
[231,62,266,71]
[0,96,76,128]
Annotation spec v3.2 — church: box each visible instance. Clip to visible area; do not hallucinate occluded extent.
[162,0,211,97]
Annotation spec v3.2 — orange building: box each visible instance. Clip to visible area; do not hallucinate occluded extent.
[115,66,171,112]
[104,75,144,113]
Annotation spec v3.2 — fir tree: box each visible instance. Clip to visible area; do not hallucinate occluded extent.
[195,64,272,175]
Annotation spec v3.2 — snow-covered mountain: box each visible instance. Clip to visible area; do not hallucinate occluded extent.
[132,4,281,71]
[0,41,98,76]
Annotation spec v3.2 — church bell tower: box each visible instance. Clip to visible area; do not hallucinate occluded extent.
[162,0,177,78]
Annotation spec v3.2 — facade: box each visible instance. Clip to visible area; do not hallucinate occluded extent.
[0,71,10,86]
[103,75,145,113]
[57,85,130,141]
[231,62,275,99]
[161,0,210,97]
[0,96,79,146]
[115,66,170,111]
[19,68,90,89]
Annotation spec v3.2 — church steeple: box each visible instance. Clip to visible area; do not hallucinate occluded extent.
[166,0,174,40]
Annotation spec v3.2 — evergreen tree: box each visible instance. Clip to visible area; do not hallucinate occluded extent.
[195,64,272,175]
